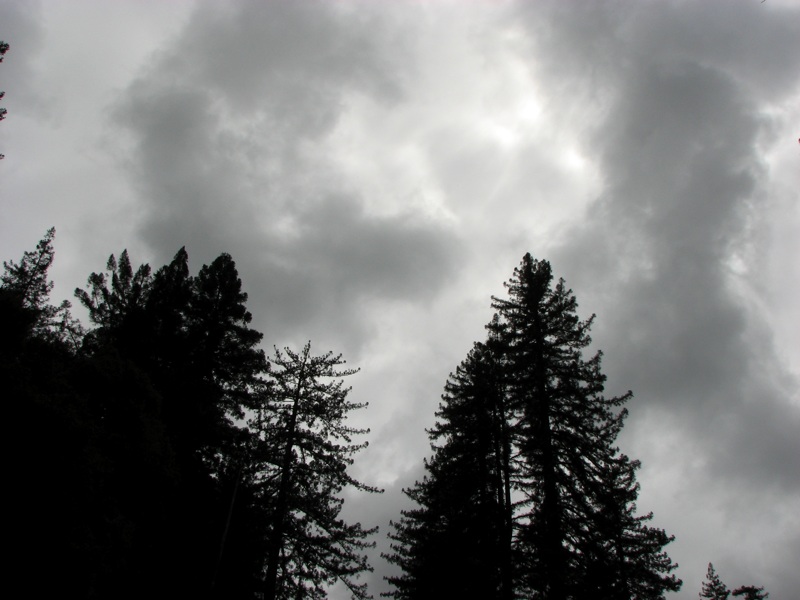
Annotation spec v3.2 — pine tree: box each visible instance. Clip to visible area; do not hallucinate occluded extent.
[4,230,85,592]
[700,563,730,600]
[75,247,270,597]
[253,342,381,600]
[490,253,680,599]
[5,231,170,598]
[2,227,82,348]
[578,452,681,599]
[75,248,268,459]
[385,253,680,599]
[384,340,513,599]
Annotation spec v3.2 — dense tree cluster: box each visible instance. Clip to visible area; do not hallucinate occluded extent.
[6,230,379,599]
[8,232,770,598]
[384,254,682,599]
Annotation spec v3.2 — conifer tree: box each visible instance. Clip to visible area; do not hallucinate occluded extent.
[75,247,270,597]
[2,227,82,347]
[254,342,381,600]
[75,248,267,458]
[490,254,680,599]
[700,563,730,600]
[384,340,513,599]
[6,231,169,598]
[385,253,680,599]
[698,564,769,600]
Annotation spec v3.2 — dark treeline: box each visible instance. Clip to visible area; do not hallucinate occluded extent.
[5,229,379,599]
[5,232,769,599]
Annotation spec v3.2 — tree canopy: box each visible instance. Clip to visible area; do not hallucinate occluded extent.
[10,232,772,599]
[256,343,381,600]
[7,230,380,599]
[385,253,681,599]
[700,564,769,600]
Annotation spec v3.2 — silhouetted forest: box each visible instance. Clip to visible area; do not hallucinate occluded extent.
[5,230,377,599]
[4,231,768,599]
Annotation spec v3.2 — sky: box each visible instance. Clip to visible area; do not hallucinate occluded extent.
[2,0,799,597]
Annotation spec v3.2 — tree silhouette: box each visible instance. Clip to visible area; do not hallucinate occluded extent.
[11,235,378,598]
[384,340,513,599]
[2,227,82,347]
[385,253,680,599]
[5,230,171,598]
[732,585,769,600]
[700,563,730,600]
[254,342,381,600]
[75,246,270,597]
[490,254,680,599]
[698,563,769,600]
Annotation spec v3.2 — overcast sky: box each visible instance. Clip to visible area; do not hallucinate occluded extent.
[2,1,799,597]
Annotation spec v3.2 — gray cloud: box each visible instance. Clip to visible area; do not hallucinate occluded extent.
[111,1,458,355]
[0,0,47,117]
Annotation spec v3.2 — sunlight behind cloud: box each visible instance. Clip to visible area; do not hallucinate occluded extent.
[477,57,543,151]
[560,146,588,171]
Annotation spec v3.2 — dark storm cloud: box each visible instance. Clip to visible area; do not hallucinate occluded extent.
[111,0,457,353]
[244,195,459,352]
[577,59,766,406]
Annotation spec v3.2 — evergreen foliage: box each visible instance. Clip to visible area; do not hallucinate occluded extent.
[699,564,769,600]
[385,253,681,599]
[731,586,769,600]
[8,230,379,599]
[2,227,82,347]
[700,564,730,600]
[10,232,771,599]
[74,245,270,597]
[255,342,382,600]
[385,340,512,599]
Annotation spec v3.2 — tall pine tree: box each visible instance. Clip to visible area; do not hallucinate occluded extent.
[386,253,680,599]
[384,340,513,599]
[253,342,381,600]
[492,254,680,599]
